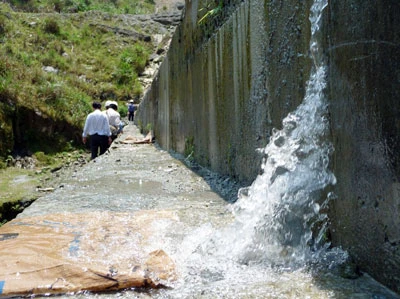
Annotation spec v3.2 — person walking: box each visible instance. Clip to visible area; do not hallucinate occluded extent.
[82,101,112,160]
[128,99,135,122]
[105,101,123,140]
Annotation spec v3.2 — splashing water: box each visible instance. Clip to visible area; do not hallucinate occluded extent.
[230,64,336,267]
[231,0,335,266]
[154,2,350,296]
[196,0,335,270]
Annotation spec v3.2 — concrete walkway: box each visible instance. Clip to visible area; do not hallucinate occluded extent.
[2,123,399,298]
[19,123,231,220]
[0,123,234,297]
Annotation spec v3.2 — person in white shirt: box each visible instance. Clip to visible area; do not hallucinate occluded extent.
[105,101,122,140]
[82,101,112,160]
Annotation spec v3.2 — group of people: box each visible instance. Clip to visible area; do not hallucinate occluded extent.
[82,99,136,160]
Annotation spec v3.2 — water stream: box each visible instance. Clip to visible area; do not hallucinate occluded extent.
[19,0,400,297]
[149,0,398,297]
[227,0,335,267]
[158,0,340,295]
[138,0,398,297]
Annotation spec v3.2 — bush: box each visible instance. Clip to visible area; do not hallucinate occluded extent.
[0,14,7,37]
[0,56,10,77]
[0,159,6,169]
[132,80,143,98]
[119,104,127,118]
[34,151,55,165]
[51,0,65,12]
[113,43,150,87]
[43,18,60,35]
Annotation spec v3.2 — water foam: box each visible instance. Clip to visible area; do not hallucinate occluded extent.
[197,0,334,269]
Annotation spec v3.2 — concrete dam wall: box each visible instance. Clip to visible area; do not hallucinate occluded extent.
[136,0,400,293]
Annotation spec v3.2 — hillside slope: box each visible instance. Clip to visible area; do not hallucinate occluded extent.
[0,0,182,160]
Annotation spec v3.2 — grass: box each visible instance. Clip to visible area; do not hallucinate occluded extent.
[5,0,155,14]
[0,149,87,204]
[0,0,159,224]
[0,168,40,204]
[0,167,41,225]
[0,149,90,225]
[0,0,155,158]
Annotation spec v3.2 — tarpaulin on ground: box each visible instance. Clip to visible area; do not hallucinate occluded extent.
[121,132,154,144]
[0,210,178,297]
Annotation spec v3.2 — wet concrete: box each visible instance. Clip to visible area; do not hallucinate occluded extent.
[19,123,236,236]
[10,123,400,298]
[0,123,234,296]
[136,0,400,292]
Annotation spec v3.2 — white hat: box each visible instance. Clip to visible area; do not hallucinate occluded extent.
[105,100,112,108]
[111,101,118,108]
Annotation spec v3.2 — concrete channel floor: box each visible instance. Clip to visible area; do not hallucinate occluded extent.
[0,123,236,297]
[1,123,399,298]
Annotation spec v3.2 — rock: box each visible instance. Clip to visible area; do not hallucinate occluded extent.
[36,187,55,192]
[42,66,58,73]
[151,12,183,26]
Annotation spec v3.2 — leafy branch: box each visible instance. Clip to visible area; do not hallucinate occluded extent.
[198,0,223,25]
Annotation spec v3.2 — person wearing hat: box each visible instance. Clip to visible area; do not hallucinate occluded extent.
[104,100,112,110]
[105,101,122,140]
[128,99,135,122]
[82,101,112,160]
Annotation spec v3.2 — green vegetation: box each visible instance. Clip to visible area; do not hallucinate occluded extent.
[5,0,155,14]
[137,121,153,134]
[0,167,40,204]
[0,0,156,159]
[0,0,159,223]
[184,136,195,162]
[0,167,41,225]
[198,0,223,25]
[196,0,236,44]
[145,122,153,133]
[0,149,88,225]
[0,7,153,115]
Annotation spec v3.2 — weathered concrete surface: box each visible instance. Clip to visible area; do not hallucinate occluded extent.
[16,124,236,229]
[6,123,400,298]
[4,123,235,297]
[135,0,400,293]
[324,0,400,292]
[136,0,312,185]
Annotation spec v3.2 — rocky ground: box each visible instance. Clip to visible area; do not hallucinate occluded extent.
[154,0,185,13]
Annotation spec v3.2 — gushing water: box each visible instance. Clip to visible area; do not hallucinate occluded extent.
[163,0,344,295]
[205,0,334,267]
[28,0,398,296]
[140,2,357,298]
[162,0,340,295]
[227,66,335,267]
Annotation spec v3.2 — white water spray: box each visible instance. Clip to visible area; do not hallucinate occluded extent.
[140,0,398,296]
[195,0,335,270]
[230,0,334,267]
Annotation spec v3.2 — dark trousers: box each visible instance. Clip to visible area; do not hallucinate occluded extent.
[90,134,108,160]
[128,111,134,121]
